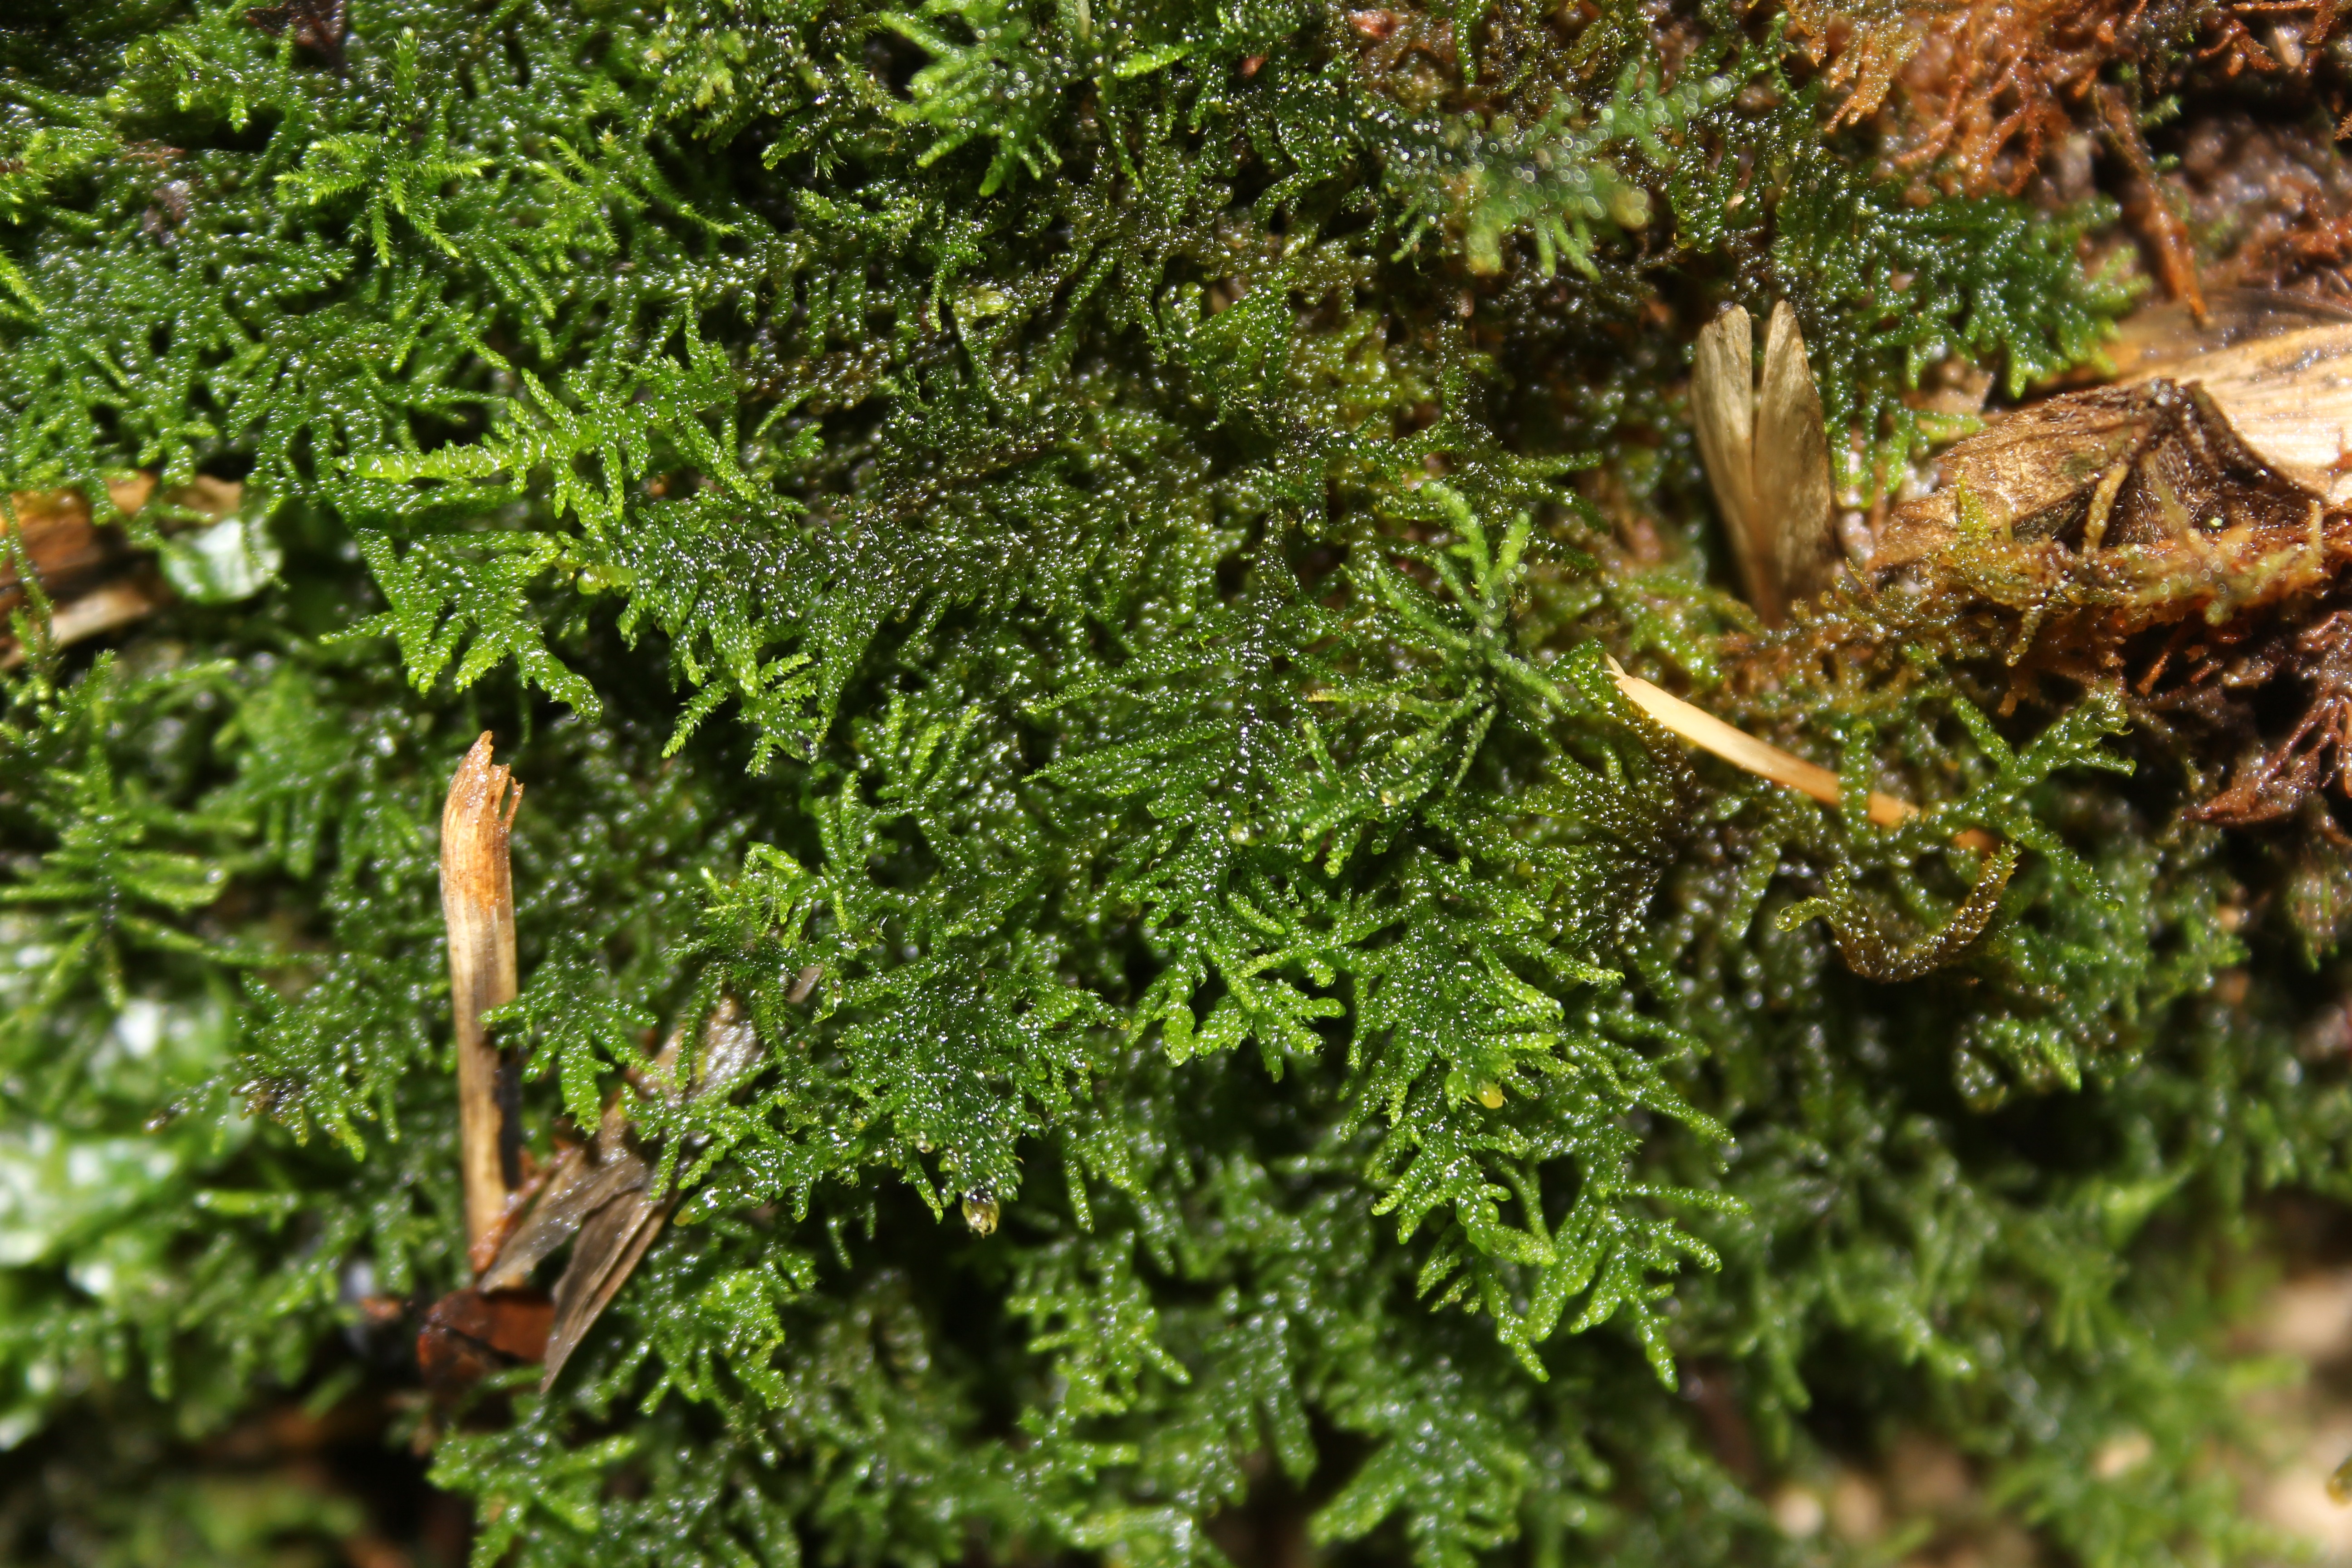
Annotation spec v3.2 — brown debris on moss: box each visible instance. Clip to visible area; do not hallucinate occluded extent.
[1870,373,2345,713]
[1777,0,2352,310]
[1720,362,2352,947]
[0,475,242,664]
[2174,112,2352,303]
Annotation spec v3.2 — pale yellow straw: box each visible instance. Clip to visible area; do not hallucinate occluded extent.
[1607,658,1997,854]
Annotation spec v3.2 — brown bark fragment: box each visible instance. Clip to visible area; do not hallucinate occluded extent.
[415,1288,553,1396]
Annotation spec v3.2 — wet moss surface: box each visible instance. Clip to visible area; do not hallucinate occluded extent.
[6,0,2352,1563]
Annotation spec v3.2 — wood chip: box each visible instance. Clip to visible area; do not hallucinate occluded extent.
[0,474,244,664]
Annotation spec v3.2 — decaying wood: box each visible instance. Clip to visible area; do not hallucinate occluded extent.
[1691,302,1841,627]
[478,996,764,1389]
[2102,287,2352,375]
[1608,659,1999,853]
[1863,373,2352,822]
[441,733,523,1258]
[2115,300,2352,504]
[1862,376,2323,573]
[1830,290,2352,878]
[1881,288,2352,568]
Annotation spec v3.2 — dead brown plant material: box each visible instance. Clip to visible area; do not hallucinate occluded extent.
[475,998,764,1390]
[1697,288,2352,946]
[1781,0,1948,132]
[2111,293,2352,497]
[1844,370,2352,921]
[1690,302,1840,627]
[244,0,347,68]
[2173,114,2352,304]
[1786,0,2138,186]
[1347,1,1457,84]
[440,734,523,1259]
[415,1287,553,1396]
[2097,83,2209,315]
[1783,0,2339,305]
[0,474,242,665]
[1610,657,2002,850]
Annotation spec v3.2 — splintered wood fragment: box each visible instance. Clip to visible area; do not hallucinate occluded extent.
[442,733,524,1260]
[38,577,170,651]
[1607,660,1998,854]
[2107,289,2352,504]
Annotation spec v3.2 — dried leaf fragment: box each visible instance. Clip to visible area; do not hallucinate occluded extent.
[475,1110,645,1293]
[1691,303,1840,626]
[478,997,765,1390]
[541,1191,670,1385]
[1691,309,1763,598]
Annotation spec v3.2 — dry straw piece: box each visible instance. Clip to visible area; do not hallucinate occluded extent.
[441,732,523,1260]
[1608,659,1998,854]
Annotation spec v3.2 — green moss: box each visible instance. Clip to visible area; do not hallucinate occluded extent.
[0,0,2339,1563]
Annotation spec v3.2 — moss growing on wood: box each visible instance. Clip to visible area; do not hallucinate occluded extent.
[2,0,2350,1563]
